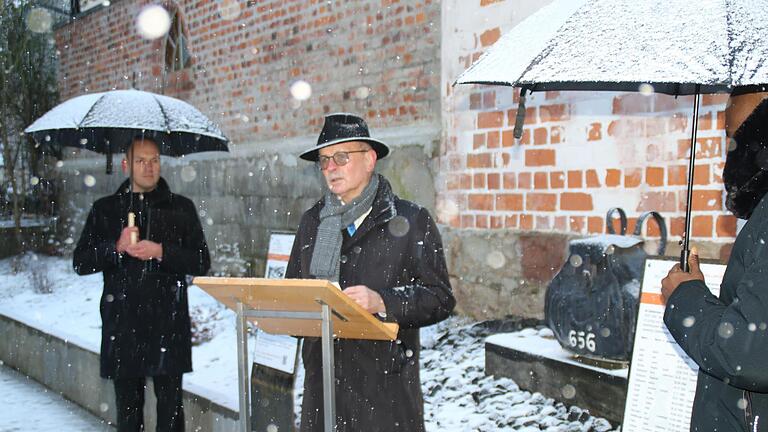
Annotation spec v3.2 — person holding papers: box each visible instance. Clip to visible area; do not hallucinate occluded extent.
[662,93,768,432]
[286,113,455,432]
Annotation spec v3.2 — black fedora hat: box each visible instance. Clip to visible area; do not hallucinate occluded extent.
[299,113,390,162]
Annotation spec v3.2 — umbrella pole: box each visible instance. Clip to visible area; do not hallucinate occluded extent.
[681,90,701,271]
[127,141,137,245]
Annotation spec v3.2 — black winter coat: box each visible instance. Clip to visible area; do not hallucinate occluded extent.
[73,178,210,379]
[286,176,455,432]
[665,192,768,432]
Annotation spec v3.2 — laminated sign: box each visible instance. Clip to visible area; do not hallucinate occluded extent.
[622,257,725,432]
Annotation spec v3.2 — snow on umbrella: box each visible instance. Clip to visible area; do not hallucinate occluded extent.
[454,0,768,269]
[24,89,229,172]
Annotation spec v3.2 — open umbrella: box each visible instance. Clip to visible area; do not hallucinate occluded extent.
[454,0,768,269]
[25,89,229,173]
[25,89,229,243]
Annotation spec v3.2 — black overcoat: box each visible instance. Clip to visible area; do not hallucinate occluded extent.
[665,192,768,432]
[73,178,210,379]
[286,176,455,432]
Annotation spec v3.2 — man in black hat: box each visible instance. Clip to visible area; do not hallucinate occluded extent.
[286,113,455,432]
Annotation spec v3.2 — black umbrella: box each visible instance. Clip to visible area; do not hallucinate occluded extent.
[25,89,229,242]
[454,0,768,270]
[24,89,229,173]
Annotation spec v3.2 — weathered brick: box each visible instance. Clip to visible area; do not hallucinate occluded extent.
[467,153,493,168]
[560,193,593,211]
[525,149,555,167]
[479,28,501,47]
[568,170,583,188]
[569,216,585,233]
[624,168,642,188]
[487,131,500,148]
[503,172,516,189]
[678,137,722,160]
[487,173,500,189]
[716,215,737,237]
[534,172,548,189]
[476,215,490,229]
[518,172,532,189]
[468,193,493,210]
[490,215,504,229]
[691,189,722,211]
[637,191,676,212]
[526,193,557,211]
[585,169,601,188]
[496,193,523,211]
[587,123,602,141]
[549,171,565,189]
[473,173,486,189]
[520,214,534,230]
[668,165,688,186]
[473,133,486,149]
[605,169,621,187]
[478,111,504,129]
[505,214,518,228]
[536,215,551,230]
[646,167,665,187]
[587,216,603,234]
[692,215,713,237]
[539,104,569,122]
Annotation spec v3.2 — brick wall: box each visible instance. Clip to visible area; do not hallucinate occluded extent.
[439,0,734,319]
[55,0,441,143]
[52,0,443,275]
[441,0,734,243]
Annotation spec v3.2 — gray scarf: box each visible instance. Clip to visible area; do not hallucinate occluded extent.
[310,174,380,282]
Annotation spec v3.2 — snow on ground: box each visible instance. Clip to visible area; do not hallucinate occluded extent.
[0,362,113,431]
[0,253,617,431]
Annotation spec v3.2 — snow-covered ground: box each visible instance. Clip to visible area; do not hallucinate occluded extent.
[0,362,113,431]
[0,253,616,431]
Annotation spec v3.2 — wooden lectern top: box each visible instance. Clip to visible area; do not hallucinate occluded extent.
[193,277,399,341]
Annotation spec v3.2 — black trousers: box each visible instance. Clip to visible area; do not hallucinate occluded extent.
[113,375,184,432]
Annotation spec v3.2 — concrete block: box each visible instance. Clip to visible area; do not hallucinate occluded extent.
[0,313,239,431]
[486,332,627,424]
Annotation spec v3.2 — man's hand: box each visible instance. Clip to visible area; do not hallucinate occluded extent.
[116,226,140,253]
[343,285,386,314]
[125,240,163,261]
[661,247,704,303]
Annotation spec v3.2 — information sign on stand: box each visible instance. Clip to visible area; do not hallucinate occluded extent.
[622,257,725,432]
[252,232,298,431]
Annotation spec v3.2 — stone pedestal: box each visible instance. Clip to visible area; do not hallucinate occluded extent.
[485,330,628,424]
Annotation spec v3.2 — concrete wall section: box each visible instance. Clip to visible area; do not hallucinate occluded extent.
[0,313,239,431]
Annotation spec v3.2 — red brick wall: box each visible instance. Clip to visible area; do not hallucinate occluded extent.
[54,0,441,146]
[440,0,735,242]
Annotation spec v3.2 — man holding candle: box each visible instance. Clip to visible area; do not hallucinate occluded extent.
[73,136,210,432]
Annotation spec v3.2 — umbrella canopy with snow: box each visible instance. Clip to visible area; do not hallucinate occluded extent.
[455,0,768,95]
[454,0,768,268]
[25,89,229,162]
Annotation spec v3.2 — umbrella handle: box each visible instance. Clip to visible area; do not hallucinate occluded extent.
[128,212,138,245]
[513,89,529,140]
[680,248,690,273]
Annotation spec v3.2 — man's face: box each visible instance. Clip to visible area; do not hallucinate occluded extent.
[125,139,161,192]
[318,140,376,203]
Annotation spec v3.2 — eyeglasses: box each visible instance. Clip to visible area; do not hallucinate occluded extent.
[317,150,369,170]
